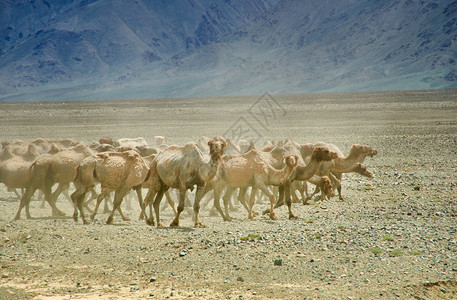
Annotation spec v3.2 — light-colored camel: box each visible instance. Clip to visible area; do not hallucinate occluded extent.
[113,137,148,148]
[141,137,226,227]
[71,150,150,224]
[13,142,95,220]
[0,144,41,215]
[255,147,338,218]
[302,143,377,200]
[209,149,300,221]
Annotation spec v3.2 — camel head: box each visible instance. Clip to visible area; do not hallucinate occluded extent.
[208,137,226,157]
[350,144,378,158]
[321,176,335,199]
[99,137,114,145]
[311,147,338,162]
[283,155,300,168]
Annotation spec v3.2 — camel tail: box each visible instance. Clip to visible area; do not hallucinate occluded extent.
[144,168,151,183]
[73,165,81,182]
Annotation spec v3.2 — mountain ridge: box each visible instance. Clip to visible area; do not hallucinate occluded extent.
[0,0,456,101]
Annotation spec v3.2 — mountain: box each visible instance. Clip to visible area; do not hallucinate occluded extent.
[0,0,456,101]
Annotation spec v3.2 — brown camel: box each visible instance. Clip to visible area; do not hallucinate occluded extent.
[141,137,226,227]
[302,143,378,200]
[258,147,338,218]
[14,142,95,220]
[71,150,150,224]
[209,149,300,221]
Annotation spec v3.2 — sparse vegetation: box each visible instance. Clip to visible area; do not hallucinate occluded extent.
[383,235,395,242]
[389,249,404,256]
[370,247,383,254]
[240,234,260,241]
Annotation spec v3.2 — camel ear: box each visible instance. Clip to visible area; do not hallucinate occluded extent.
[221,138,227,148]
[207,139,214,146]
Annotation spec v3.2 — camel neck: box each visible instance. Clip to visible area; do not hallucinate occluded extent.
[295,158,320,181]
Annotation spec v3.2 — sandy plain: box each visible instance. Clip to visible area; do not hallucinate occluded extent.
[0,89,456,299]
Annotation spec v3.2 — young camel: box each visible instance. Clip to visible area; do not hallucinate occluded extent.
[302,143,378,200]
[71,150,150,224]
[141,137,226,228]
[14,142,95,220]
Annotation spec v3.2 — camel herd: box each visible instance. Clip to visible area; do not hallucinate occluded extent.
[0,136,378,227]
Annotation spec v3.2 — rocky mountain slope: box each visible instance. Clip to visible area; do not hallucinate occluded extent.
[0,0,456,101]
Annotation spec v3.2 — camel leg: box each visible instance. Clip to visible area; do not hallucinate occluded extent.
[170,186,186,227]
[255,181,277,220]
[43,182,66,217]
[106,186,130,224]
[153,186,168,227]
[39,190,46,208]
[247,187,257,219]
[283,181,297,219]
[140,186,157,225]
[213,185,230,221]
[263,185,283,216]
[115,202,130,221]
[237,187,250,213]
[302,181,310,203]
[309,184,321,201]
[14,185,37,220]
[165,190,177,216]
[51,183,70,206]
[222,186,237,219]
[302,181,311,205]
[135,186,145,220]
[70,181,88,224]
[193,184,208,227]
[330,172,343,200]
[91,191,108,220]
[103,194,112,213]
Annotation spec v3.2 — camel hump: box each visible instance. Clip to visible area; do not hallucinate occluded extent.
[25,144,39,157]
[244,149,261,157]
[48,143,63,154]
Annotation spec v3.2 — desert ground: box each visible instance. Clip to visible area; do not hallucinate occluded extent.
[0,89,456,299]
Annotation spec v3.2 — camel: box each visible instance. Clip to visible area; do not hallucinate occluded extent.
[207,149,300,221]
[250,147,338,219]
[0,144,42,214]
[113,137,148,148]
[302,143,378,200]
[302,175,334,202]
[141,137,226,228]
[13,142,95,220]
[71,150,151,224]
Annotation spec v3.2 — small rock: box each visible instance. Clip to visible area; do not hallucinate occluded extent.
[274,259,283,266]
[237,276,244,282]
[179,252,186,257]
[150,276,157,282]
[130,286,139,292]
